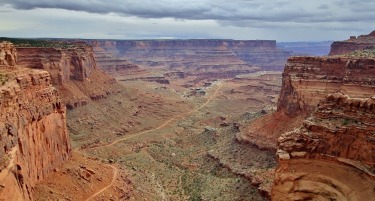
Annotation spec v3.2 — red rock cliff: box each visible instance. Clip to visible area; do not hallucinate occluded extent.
[277,56,375,116]
[271,37,375,199]
[239,56,375,150]
[329,30,375,55]
[15,42,120,108]
[273,93,375,200]
[0,42,71,200]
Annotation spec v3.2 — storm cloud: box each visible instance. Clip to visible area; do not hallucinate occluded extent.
[0,0,374,41]
[2,0,375,22]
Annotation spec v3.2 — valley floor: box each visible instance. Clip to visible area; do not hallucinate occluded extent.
[35,71,282,200]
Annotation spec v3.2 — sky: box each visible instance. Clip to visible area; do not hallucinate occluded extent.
[0,0,374,41]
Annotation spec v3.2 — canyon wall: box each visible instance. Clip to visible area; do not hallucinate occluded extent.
[277,56,375,116]
[15,43,121,108]
[0,42,71,200]
[239,56,375,150]
[273,93,375,200]
[91,41,141,76]
[89,39,292,75]
[329,31,375,55]
[271,33,375,200]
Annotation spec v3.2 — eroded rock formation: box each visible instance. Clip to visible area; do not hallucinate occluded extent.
[273,93,375,200]
[270,33,375,200]
[15,42,121,108]
[239,56,375,150]
[0,42,71,200]
[277,56,375,116]
[0,42,17,67]
[329,30,375,55]
[89,39,292,75]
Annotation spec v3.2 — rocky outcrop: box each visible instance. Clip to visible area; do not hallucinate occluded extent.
[271,33,375,200]
[0,42,71,200]
[240,56,375,150]
[0,42,17,67]
[15,42,121,108]
[329,30,375,55]
[277,56,375,116]
[273,93,375,200]
[278,93,375,165]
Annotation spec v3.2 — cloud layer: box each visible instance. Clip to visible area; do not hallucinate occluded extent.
[0,0,374,41]
[3,0,375,22]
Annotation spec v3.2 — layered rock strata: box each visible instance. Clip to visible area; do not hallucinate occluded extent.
[329,30,375,55]
[0,42,71,200]
[15,42,120,109]
[89,39,292,74]
[273,93,375,200]
[240,56,375,150]
[91,41,141,76]
[270,38,375,200]
[277,56,375,116]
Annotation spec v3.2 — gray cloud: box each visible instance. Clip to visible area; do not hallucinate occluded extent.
[2,0,375,23]
[0,0,374,41]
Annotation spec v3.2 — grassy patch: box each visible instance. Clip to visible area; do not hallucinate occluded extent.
[1,38,76,49]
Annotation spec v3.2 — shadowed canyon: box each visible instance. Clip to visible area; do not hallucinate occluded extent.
[0,31,374,201]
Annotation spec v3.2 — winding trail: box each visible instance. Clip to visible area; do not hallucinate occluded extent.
[85,164,118,201]
[82,82,223,200]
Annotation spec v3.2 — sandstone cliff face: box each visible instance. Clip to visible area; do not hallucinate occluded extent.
[277,56,375,116]
[273,93,375,200]
[329,30,375,55]
[15,43,120,108]
[89,39,291,75]
[278,93,375,166]
[271,40,375,200]
[240,56,375,150]
[0,42,71,200]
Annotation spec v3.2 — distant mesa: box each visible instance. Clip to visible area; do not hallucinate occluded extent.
[329,30,375,55]
[88,39,292,72]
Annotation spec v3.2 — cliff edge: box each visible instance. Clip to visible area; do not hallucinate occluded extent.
[0,42,71,200]
[270,32,375,200]
[4,39,122,109]
[273,93,375,200]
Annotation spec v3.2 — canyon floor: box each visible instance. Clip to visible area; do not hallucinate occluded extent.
[34,68,282,200]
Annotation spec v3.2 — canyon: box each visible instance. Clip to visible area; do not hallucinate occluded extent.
[0,31,374,201]
[1,38,286,200]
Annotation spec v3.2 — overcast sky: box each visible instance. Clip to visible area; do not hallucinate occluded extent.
[0,0,374,41]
